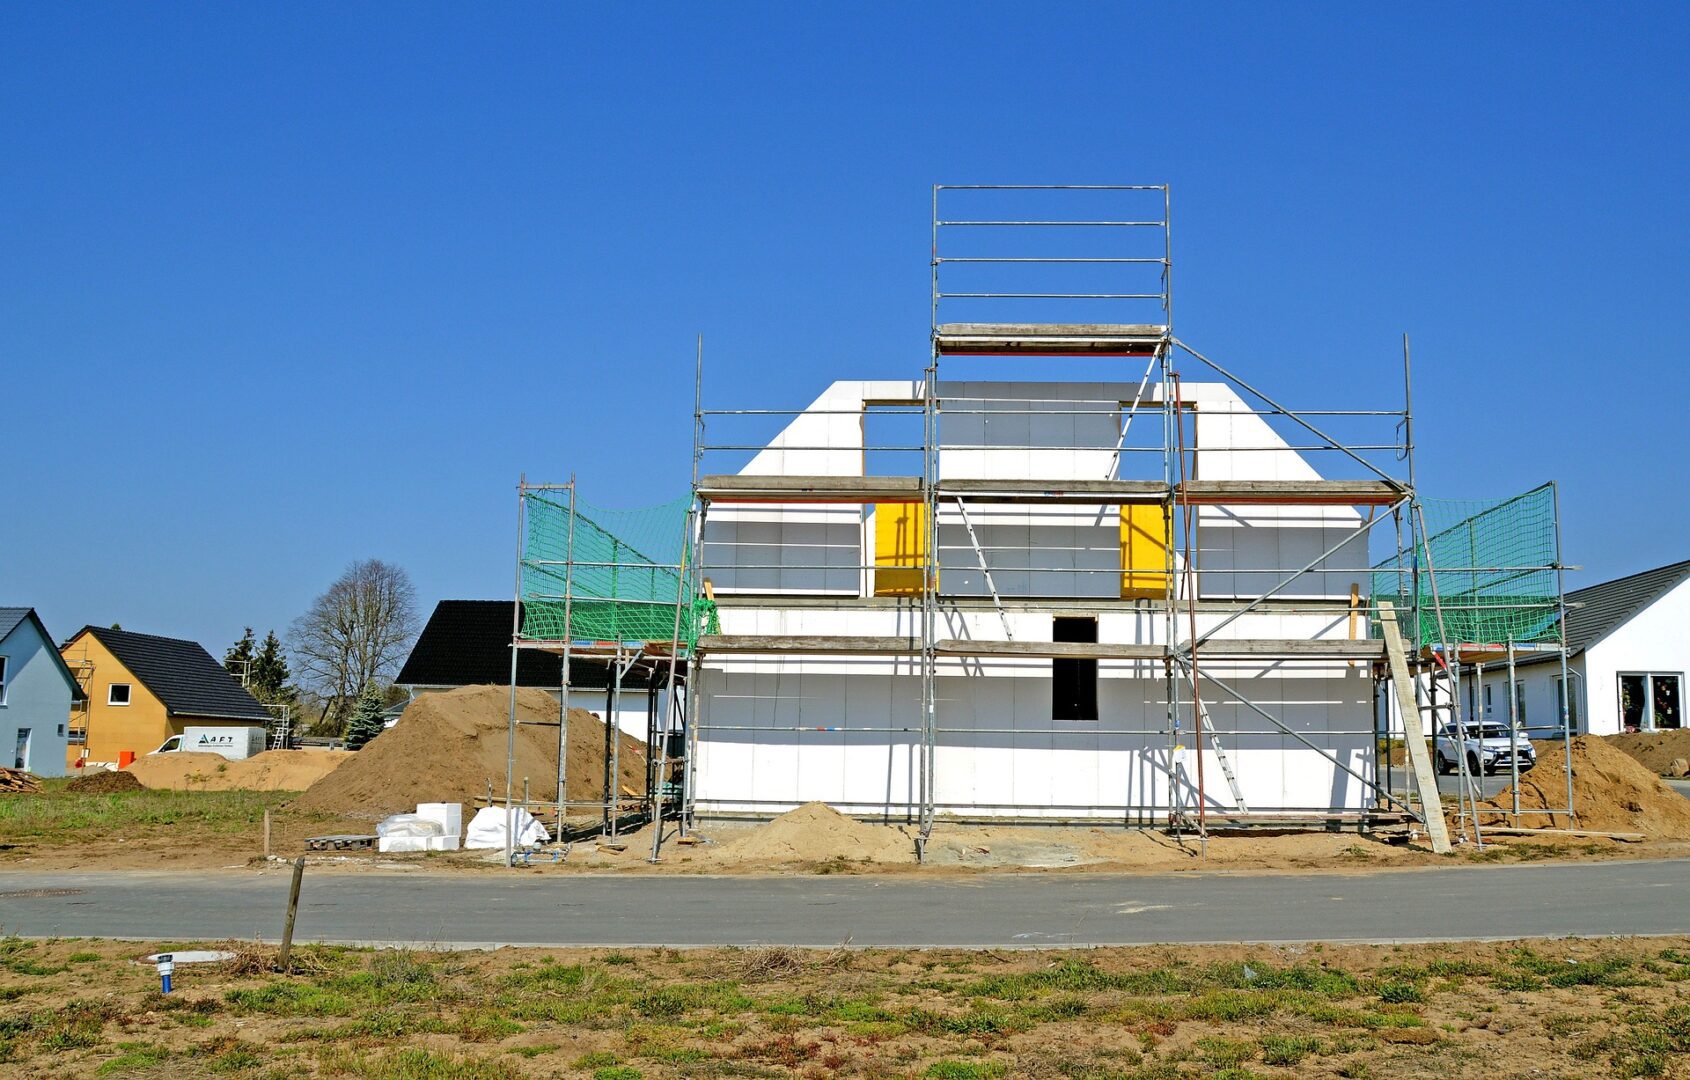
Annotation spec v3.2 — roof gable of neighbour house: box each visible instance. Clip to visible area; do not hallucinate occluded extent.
[0,607,85,699]
[69,626,271,722]
[1563,559,1690,656]
[398,601,659,692]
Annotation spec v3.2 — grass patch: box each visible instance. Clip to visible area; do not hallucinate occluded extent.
[0,786,302,841]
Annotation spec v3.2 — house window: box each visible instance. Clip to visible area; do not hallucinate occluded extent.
[12,728,29,770]
[1619,673,1683,732]
[1052,617,1098,722]
[1513,682,1527,725]
[108,683,132,706]
[0,655,7,705]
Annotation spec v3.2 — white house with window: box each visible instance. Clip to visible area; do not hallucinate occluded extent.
[1510,559,1689,736]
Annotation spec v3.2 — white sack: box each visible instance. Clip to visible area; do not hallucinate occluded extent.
[463,805,552,849]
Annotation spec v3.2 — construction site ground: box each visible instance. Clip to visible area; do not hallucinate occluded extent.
[8,682,1690,876]
[4,933,1690,1078]
[7,786,1690,876]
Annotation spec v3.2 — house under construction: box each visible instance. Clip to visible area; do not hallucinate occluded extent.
[506,185,1575,860]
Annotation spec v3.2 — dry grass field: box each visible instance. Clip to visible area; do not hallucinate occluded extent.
[3,935,1689,1078]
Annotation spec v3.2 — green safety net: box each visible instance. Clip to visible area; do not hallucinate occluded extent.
[1371,483,1563,647]
[518,491,717,647]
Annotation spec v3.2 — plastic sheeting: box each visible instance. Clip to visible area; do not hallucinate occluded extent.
[464,805,552,849]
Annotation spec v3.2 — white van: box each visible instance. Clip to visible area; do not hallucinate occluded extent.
[150,726,268,761]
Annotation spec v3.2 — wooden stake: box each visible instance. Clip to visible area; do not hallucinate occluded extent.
[278,856,305,973]
[263,809,272,859]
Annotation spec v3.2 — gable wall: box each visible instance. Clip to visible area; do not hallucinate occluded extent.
[0,618,74,777]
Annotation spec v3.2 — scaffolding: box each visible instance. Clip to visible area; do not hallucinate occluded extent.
[502,478,710,865]
[1370,482,1575,844]
[531,184,1576,857]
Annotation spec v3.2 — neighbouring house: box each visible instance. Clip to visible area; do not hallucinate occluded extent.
[59,625,274,765]
[1508,559,1689,736]
[397,600,668,738]
[0,608,81,777]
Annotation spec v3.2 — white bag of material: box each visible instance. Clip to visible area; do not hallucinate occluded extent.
[376,813,444,838]
[463,806,552,849]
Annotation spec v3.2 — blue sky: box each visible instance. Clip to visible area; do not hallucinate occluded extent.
[4,4,1687,655]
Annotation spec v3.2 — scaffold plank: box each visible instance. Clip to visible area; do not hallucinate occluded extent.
[696,634,919,655]
[1179,479,1405,506]
[935,323,1168,356]
[938,479,1166,504]
[698,475,921,503]
[934,639,1162,660]
[1378,600,1452,855]
[1184,639,1385,659]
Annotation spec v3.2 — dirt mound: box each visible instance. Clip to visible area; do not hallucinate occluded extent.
[65,769,145,794]
[1479,735,1690,837]
[291,685,648,821]
[1605,730,1690,777]
[717,802,915,865]
[126,749,350,792]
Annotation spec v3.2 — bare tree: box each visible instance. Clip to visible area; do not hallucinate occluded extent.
[289,559,419,727]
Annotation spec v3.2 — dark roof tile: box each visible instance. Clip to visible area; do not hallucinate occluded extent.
[1563,559,1690,654]
[397,601,661,691]
[78,626,271,722]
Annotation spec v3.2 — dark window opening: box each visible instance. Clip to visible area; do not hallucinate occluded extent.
[1052,616,1098,722]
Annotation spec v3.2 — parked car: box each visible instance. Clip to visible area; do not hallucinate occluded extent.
[1433,721,1536,775]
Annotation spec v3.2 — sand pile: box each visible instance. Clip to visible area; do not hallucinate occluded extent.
[65,769,144,794]
[126,749,350,792]
[717,802,915,865]
[1605,730,1690,777]
[291,685,648,821]
[1478,735,1690,837]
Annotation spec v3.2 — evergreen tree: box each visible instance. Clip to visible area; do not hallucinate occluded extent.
[250,630,297,706]
[343,682,388,750]
[224,628,257,687]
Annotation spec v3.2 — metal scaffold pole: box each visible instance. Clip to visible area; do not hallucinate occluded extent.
[682,335,706,832]
[555,477,577,839]
[1551,481,1576,826]
[504,477,526,869]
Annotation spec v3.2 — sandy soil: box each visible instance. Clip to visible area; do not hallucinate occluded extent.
[292,686,649,822]
[1607,728,1690,776]
[10,792,1690,875]
[1477,734,1690,835]
[125,748,350,792]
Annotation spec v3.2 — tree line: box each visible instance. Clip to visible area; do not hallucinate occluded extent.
[224,558,419,750]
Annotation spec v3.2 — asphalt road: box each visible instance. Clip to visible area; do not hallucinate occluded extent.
[4,860,1690,949]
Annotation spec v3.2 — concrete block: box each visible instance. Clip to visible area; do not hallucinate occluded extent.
[425,835,460,852]
[416,802,463,838]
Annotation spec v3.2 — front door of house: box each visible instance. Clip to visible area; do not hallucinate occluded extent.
[12,728,29,770]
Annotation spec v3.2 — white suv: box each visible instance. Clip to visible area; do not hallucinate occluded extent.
[1434,721,1536,776]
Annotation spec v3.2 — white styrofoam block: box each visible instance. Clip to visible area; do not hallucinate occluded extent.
[425,835,460,851]
[378,835,430,854]
[416,802,463,838]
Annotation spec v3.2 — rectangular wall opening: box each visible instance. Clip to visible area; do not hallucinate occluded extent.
[1052,616,1098,722]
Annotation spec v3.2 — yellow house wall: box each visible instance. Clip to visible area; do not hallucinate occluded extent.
[61,635,172,762]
